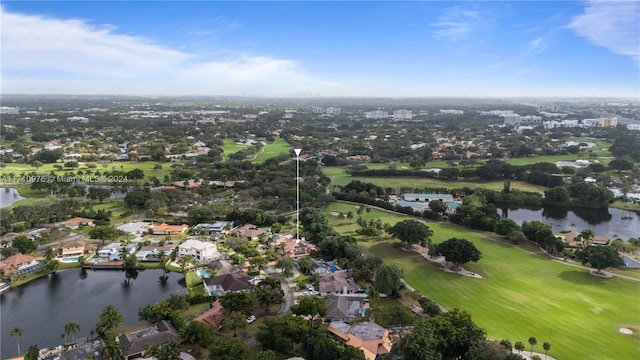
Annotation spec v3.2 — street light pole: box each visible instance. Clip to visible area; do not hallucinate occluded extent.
[294,148,302,241]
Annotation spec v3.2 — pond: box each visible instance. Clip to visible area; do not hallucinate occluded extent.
[0,269,186,358]
[0,187,24,208]
[500,205,640,240]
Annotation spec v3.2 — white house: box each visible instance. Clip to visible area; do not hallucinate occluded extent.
[178,239,222,263]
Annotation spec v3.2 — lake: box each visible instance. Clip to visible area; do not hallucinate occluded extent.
[0,269,186,358]
[0,188,24,208]
[501,205,640,240]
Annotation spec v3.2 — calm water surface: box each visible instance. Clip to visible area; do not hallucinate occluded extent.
[0,269,185,358]
[0,188,24,208]
[501,205,640,240]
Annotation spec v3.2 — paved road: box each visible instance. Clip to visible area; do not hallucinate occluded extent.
[265,266,295,315]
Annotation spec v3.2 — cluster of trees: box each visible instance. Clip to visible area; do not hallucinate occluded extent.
[0,199,85,234]
[1,235,37,257]
[138,294,190,330]
[521,221,565,254]
[392,309,528,360]
[256,314,366,360]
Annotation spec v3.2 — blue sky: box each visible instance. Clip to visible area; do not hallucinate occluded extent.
[1,1,639,97]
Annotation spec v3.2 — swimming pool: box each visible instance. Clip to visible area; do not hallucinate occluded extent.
[60,257,79,263]
[198,270,210,278]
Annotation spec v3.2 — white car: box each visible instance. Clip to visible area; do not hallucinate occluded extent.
[247,315,257,324]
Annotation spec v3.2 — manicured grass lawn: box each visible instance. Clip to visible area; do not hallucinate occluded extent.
[1,161,178,181]
[222,139,252,160]
[609,200,640,213]
[321,203,640,360]
[328,173,547,193]
[252,138,292,163]
[504,154,582,166]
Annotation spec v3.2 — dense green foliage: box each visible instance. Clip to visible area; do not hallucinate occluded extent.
[431,238,482,267]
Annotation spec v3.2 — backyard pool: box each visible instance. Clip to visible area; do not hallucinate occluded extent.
[198,270,210,278]
[60,257,79,263]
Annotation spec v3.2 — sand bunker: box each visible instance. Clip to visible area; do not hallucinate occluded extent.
[619,328,633,335]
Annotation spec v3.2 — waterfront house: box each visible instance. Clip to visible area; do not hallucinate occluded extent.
[118,320,179,360]
[135,245,174,262]
[203,272,254,296]
[0,254,45,277]
[327,321,392,360]
[178,239,222,264]
[58,240,96,258]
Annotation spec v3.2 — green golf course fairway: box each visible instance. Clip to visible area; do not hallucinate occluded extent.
[322,202,640,360]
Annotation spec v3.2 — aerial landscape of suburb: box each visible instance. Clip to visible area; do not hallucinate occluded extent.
[0,1,639,360]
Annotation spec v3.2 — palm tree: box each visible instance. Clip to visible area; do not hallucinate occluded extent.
[10,327,24,355]
[528,336,538,357]
[580,229,595,248]
[64,320,81,343]
[96,305,124,339]
[514,341,525,354]
[178,255,194,275]
[543,342,551,359]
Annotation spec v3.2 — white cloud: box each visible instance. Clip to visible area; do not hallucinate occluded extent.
[568,0,640,65]
[432,6,484,42]
[527,37,548,55]
[0,7,346,95]
[1,8,189,77]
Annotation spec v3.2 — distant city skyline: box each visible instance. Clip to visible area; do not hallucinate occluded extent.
[1,1,639,98]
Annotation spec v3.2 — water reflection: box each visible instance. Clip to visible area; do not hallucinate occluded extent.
[1,268,186,358]
[500,205,639,239]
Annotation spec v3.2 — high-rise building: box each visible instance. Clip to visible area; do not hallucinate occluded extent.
[364,110,389,119]
[326,107,341,115]
[393,109,413,120]
[598,116,618,127]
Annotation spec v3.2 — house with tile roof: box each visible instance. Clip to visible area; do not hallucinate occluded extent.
[319,272,358,295]
[325,295,368,322]
[152,223,189,235]
[327,321,392,360]
[0,254,45,277]
[58,240,96,258]
[234,224,267,240]
[194,299,225,329]
[118,320,179,360]
[60,217,95,229]
[203,272,254,296]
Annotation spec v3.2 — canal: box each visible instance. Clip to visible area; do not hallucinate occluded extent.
[0,269,186,358]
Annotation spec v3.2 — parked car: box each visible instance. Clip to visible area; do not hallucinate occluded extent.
[247,315,257,324]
